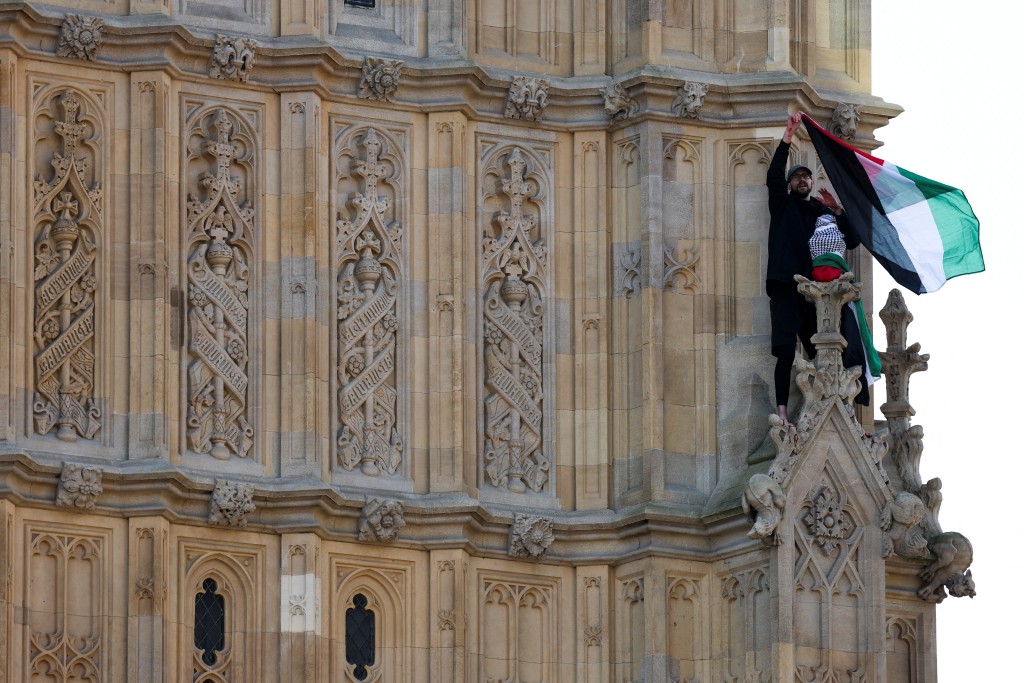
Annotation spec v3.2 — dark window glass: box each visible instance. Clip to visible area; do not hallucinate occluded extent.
[195,578,226,666]
[345,593,376,681]
[345,0,375,7]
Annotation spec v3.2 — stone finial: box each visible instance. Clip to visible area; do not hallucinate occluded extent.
[672,82,710,119]
[602,82,638,122]
[357,498,406,542]
[878,288,929,417]
[504,76,550,121]
[209,35,257,82]
[55,462,103,509]
[57,15,103,61]
[509,514,554,558]
[742,473,785,544]
[208,480,256,527]
[358,57,404,103]
[828,103,862,140]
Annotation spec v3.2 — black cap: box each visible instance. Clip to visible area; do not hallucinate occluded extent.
[786,165,813,181]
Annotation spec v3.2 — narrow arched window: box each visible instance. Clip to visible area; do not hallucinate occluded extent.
[345,593,375,680]
[195,578,226,666]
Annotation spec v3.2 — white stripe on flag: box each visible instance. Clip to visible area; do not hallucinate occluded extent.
[886,200,947,292]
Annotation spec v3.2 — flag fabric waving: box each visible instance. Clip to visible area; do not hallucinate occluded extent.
[800,113,984,294]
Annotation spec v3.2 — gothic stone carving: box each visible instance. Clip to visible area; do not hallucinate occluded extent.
[504,76,550,121]
[829,103,862,140]
[509,513,554,558]
[32,91,102,442]
[335,129,404,476]
[482,149,549,493]
[209,35,257,82]
[616,245,641,299]
[357,498,406,542]
[208,480,256,527]
[672,82,709,119]
[802,483,853,556]
[918,532,976,601]
[55,462,103,509]
[663,244,699,292]
[602,82,638,122]
[185,109,255,459]
[358,57,404,102]
[742,473,784,543]
[57,15,103,61]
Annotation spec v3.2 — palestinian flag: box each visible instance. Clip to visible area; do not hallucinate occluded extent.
[801,113,984,294]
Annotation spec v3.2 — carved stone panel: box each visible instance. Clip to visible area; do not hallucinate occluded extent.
[334,127,406,477]
[32,89,104,442]
[480,575,557,683]
[183,107,256,460]
[480,147,549,494]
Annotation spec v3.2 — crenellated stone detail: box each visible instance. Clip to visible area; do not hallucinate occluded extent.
[184,108,256,460]
[32,90,103,442]
[335,128,405,476]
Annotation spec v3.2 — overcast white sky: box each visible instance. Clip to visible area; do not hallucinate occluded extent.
[870,3,1020,678]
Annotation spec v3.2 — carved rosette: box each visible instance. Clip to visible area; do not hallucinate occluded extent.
[357,497,406,542]
[209,35,257,82]
[184,109,256,460]
[32,91,102,442]
[801,484,853,556]
[358,57,404,102]
[57,15,103,61]
[504,76,550,121]
[509,513,554,558]
[672,82,709,119]
[602,82,638,122]
[208,479,256,527]
[55,462,103,509]
[335,129,404,476]
[482,149,549,493]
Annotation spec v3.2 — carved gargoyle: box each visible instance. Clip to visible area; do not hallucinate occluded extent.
[917,531,976,602]
[742,473,785,544]
[880,491,930,559]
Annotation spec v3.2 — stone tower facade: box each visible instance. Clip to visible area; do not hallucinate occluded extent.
[0,1,969,682]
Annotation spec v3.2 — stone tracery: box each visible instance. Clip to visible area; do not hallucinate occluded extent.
[481,148,549,494]
[335,128,405,476]
[184,108,256,460]
[32,90,103,442]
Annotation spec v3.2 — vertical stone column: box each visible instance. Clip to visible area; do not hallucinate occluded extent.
[280,533,321,682]
[0,51,15,443]
[280,94,326,477]
[430,550,466,683]
[427,113,468,493]
[129,72,172,459]
[0,499,13,683]
[572,131,609,509]
[127,517,170,683]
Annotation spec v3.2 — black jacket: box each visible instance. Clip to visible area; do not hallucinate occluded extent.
[766,141,859,287]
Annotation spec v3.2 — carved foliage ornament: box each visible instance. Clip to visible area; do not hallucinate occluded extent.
[357,497,406,542]
[56,462,103,509]
[358,57,404,102]
[672,82,709,119]
[209,479,256,527]
[602,82,638,122]
[209,35,257,82]
[33,91,102,442]
[58,15,103,61]
[504,76,550,121]
[482,149,549,493]
[336,129,404,476]
[509,513,554,558]
[802,484,853,556]
[185,109,255,460]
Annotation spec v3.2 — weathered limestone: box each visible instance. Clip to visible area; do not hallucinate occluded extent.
[0,2,969,681]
